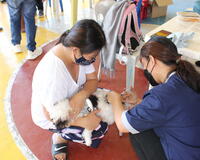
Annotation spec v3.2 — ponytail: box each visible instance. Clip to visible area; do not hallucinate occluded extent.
[177,60,200,93]
[56,30,70,45]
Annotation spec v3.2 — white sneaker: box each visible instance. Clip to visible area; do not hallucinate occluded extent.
[27,48,43,60]
[12,44,22,53]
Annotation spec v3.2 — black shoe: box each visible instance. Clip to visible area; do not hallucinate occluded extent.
[0,27,3,31]
[38,10,44,17]
[195,61,200,67]
[0,0,6,3]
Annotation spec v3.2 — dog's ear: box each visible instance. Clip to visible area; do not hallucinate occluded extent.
[105,94,110,104]
[88,95,98,108]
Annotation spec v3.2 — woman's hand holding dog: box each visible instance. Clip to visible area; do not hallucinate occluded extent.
[70,110,101,130]
[69,92,87,120]
[107,91,140,109]
[107,91,122,105]
[121,91,140,107]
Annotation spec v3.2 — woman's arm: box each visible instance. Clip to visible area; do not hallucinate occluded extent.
[107,92,129,133]
[70,110,101,130]
[69,71,98,119]
[79,71,98,97]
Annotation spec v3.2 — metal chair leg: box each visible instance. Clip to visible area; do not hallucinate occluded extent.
[44,0,48,16]
[97,60,102,81]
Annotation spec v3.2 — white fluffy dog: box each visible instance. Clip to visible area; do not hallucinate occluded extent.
[49,88,114,146]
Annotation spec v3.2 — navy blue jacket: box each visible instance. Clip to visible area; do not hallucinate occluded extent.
[123,73,200,160]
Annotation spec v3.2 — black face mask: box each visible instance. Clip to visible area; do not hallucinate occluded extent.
[143,60,159,86]
[75,56,96,66]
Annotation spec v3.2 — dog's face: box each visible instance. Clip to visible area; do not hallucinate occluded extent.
[87,90,110,109]
[93,88,114,125]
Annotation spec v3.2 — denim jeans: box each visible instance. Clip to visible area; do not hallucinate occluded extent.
[194,0,200,14]
[7,0,36,51]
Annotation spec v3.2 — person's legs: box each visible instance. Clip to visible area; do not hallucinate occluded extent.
[36,0,43,11]
[21,0,43,60]
[51,121,108,160]
[35,0,44,16]
[52,133,68,160]
[193,0,200,14]
[7,4,22,46]
[129,129,167,160]
[22,0,36,52]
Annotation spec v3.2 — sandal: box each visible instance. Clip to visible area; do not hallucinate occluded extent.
[52,142,68,160]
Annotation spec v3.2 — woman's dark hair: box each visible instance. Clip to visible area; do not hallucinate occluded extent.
[57,19,106,54]
[140,36,200,93]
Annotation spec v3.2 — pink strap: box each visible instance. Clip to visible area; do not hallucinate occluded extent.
[119,2,134,36]
[131,6,142,38]
[119,2,142,46]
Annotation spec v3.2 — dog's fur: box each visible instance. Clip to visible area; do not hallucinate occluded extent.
[49,88,114,146]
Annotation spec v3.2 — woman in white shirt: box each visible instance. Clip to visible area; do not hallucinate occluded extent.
[31,19,106,160]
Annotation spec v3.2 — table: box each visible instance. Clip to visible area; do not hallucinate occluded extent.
[145,16,200,60]
[71,0,78,27]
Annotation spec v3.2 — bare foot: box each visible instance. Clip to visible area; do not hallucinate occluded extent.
[52,133,68,160]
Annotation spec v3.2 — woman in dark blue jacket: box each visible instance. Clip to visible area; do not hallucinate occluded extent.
[108,36,200,160]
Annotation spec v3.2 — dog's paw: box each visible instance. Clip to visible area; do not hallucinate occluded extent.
[82,129,92,146]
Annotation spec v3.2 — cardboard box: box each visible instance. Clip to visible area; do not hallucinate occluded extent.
[150,0,173,18]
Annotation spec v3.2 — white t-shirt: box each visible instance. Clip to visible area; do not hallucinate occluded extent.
[31,51,95,129]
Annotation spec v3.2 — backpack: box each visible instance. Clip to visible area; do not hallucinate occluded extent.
[118,0,143,55]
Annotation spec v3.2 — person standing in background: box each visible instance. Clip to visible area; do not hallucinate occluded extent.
[36,0,44,17]
[6,0,43,60]
[193,0,200,13]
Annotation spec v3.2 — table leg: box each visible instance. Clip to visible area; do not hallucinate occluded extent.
[126,55,138,91]
[71,0,78,27]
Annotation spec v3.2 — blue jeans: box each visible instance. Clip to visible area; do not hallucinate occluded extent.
[7,0,36,51]
[194,1,200,14]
